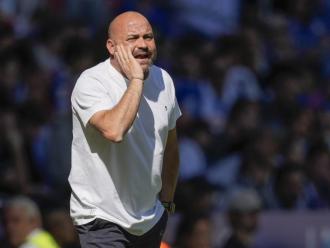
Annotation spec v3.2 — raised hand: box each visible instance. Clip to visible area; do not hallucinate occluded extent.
[114,44,144,81]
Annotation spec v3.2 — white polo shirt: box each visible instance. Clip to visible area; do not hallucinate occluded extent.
[69,59,181,235]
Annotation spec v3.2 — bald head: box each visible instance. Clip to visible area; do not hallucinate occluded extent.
[108,11,151,39]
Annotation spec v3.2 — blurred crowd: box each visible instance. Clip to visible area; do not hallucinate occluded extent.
[1,0,330,247]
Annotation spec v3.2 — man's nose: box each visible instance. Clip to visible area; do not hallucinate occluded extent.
[136,37,147,48]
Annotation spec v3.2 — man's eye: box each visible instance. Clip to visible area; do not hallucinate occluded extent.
[145,36,153,40]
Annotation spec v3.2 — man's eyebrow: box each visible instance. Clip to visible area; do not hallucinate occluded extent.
[127,32,153,37]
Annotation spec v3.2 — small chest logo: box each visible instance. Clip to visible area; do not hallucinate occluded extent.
[165,106,168,111]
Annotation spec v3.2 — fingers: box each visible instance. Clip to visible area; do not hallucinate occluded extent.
[113,44,143,81]
[114,45,125,66]
[115,44,134,70]
[116,44,131,62]
[119,44,129,61]
[126,45,135,59]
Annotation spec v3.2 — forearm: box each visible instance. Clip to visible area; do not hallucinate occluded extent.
[160,159,179,202]
[160,129,180,202]
[92,78,143,142]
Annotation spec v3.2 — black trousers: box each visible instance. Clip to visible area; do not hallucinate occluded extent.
[76,212,168,248]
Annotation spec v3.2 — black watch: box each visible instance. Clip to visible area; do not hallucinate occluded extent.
[161,201,175,214]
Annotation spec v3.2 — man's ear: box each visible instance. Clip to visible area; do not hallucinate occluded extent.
[106,39,115,56]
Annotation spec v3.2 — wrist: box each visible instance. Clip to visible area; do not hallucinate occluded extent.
[131,76,144,81]
[161,201,176,214]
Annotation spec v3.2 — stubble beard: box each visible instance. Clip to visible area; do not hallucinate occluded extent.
[142,49,157,79]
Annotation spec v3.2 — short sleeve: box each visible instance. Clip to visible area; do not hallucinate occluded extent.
[169,96,181,130]
[71,73,115,127]
[165,71,182,130]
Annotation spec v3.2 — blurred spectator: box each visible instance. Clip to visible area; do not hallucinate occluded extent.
[174,213,212,248]
[316,105,330,149]
[236,151,274,209]
[2,195,59,248]
[206,99,262,192]
[265,163,311,209]
[285,0,326,55]
[65,0,112,31]
[218,38,262,111]
[206,35,262,132]
[222,189,261,248]
[0,0,44,37]
[45,208,80,248]
[170,0,241,38]
[0,111,30,196]
[240,25,270,77]
[305,144,330,209]
[208,99,261,165]
[264,63,310,126]
[174,36,218,129]
[264,14,297,63]
[175,176,217,216]
[178,119,209,181]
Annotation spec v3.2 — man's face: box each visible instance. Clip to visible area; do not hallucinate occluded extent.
[108,16,157,75]
[4,207,36,247]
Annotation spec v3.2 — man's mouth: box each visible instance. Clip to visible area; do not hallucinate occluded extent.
[135,54,148,59]
[134,53,151,63]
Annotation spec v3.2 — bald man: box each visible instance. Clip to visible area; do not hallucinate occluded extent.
[69,11,181,247]
[3,196,60,248]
